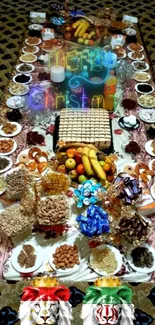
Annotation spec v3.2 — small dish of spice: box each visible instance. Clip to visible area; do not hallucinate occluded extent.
[0,156,12,174]
[16,63,35,73]
[127,244,155,274]
[135,83,154,95]
[131,61,149,71]
[13,74,32,84]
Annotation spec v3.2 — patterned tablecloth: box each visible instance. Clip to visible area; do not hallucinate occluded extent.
[0,17,155,285]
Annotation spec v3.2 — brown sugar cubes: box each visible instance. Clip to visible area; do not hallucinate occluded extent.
[58,109,111,149]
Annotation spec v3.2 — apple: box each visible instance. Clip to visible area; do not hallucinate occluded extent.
[84,39,89,46]
[65,158,76,170]
[74,152,82,165]
[57,164,67,174]
[69,169,78,180]
[99,160,105,167]
[66,148,77,158]
[78,175,88,183]
[78,38,84,44]
[77,147,83,153]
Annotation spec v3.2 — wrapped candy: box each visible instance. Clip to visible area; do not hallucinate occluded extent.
[76,204,110,237]
[74,180,105,208]
[114,175,142,204]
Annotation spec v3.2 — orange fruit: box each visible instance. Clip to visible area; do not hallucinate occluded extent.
[103,163,111,171]
[76,164,85,175]
[66,148,77,158]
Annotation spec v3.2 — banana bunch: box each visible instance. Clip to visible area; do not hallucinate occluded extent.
[81,147,106,181]
[72,19,90,37]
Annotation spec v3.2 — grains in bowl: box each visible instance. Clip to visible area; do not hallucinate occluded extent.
[90,247,118,273]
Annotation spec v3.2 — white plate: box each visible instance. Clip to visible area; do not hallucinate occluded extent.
[131,61,149,72]
[117,51,126,59]
[22,46,39,54]
[20,54,37,63]
[135,83,154,95]
[149,159,155,170]
[139,109,155,123]
[0,122,22,137]
[0,156,12,174]
[48,242,81,275]
[28,24,43,31]
[13,74,32,85]
[128,52,145,61]
[9,84,29,96]
[6,96,25,109]
[145,140,155,157]
[123,28,137,36]
[137,95,155,108]
[11,241,44,273]
[127,244,155,274]
[133,71,151,82]
[25,38,42,46]
[16,63,35,73]
[0,138,17,156]
[121,162,152,184]
[127,44,144,52]
[150,184,155,200]
[89,244,123,276]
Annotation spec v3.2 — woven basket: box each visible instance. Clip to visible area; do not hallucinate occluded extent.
[63,15,101,47]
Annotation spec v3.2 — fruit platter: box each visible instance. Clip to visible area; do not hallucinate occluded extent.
[63,15,101,46]
[55,143,117,186]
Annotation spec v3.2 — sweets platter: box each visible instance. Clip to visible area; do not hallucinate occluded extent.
[0,9,155,283]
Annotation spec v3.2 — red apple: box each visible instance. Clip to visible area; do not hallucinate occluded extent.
[57,164,67,174]
[69,169,78,180]
[74,152,82,165]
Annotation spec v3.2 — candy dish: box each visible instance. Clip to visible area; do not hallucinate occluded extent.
[128,52,145,61]
[16,63,35,73]
[20,54,37,63]
[0,138,17,156]
[13,74,32,85]
[0,122,22,137]
[127,244,155,274]
[145,140,155,157]
[118,116,140,130]
[25,37,42,45]
[127,44,144,52]
[11,241,44,273]
[133,71,151,82]
[6,96,25,109]
[48,242,81,275]
[89,244,123,276]
[137,94,155,108]
[131,61,149,71]
[135,83,154,95]
[22,46,39,54]
[139,109,155,123]
[28,24,43,31]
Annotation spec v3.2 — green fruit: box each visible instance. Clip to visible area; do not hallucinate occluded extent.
[84,39,89,45]
[99,161,105,167]
[78,175,88,183]
[78,38,84,44]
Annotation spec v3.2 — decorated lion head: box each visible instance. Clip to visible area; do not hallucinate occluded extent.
[19,300,72,325]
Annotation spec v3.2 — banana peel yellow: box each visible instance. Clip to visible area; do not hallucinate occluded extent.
[81,147,94,176]
[78,22,90,37]
[74,22,85,37]
[89,149,106,180]
[72,20,82,29]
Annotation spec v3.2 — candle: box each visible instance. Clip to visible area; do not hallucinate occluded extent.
[50,65,65,83]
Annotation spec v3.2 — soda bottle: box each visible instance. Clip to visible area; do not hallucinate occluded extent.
[103,70,117,111]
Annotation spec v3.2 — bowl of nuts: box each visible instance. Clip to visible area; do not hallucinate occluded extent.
[49,242,80,274]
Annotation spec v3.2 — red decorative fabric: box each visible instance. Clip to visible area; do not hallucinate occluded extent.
[21,285,70,301]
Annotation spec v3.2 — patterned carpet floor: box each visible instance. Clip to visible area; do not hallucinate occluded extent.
[0,0,155,100]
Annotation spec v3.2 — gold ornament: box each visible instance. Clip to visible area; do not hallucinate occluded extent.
[94,277,122,287]
[32,277,59,287]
